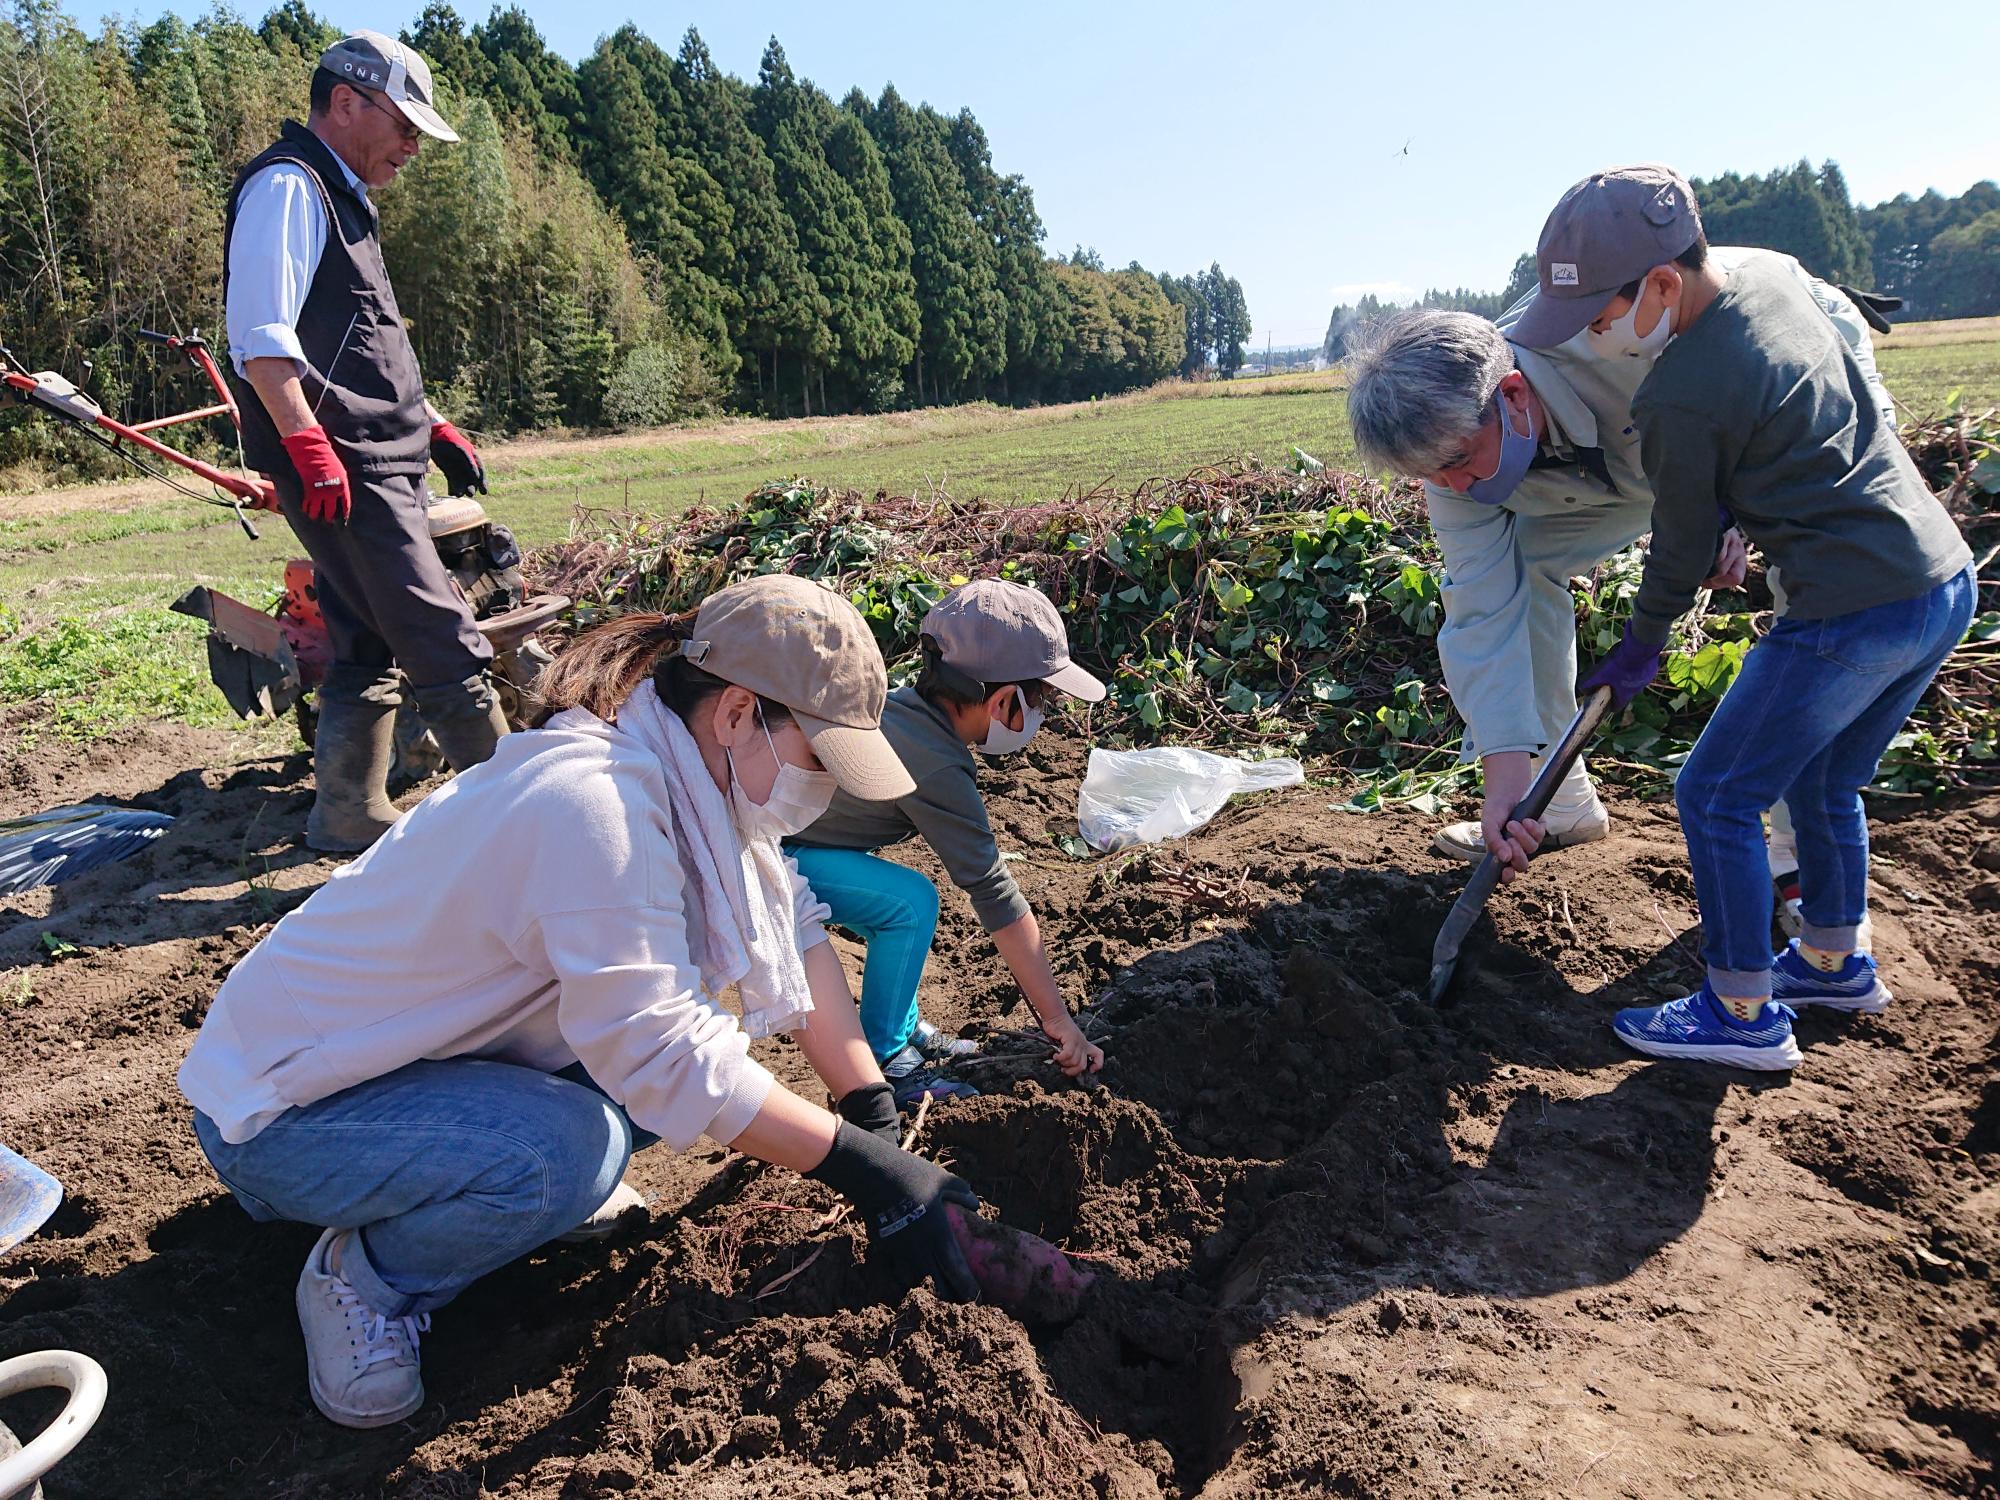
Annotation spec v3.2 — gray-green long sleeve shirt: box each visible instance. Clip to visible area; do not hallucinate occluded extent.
[791,686,1030,935]
[1424,248,1890,759]
[1628,256,1970,645]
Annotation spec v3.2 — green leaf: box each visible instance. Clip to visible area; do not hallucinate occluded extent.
[40,933,79,960]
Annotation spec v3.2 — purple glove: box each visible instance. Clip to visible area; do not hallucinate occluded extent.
[1580,629,1662,710]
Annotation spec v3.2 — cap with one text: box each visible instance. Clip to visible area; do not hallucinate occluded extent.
[921,579,1106,702]
[1511,163,1702,349]
[682,574,916,801]
[317,30,458,144]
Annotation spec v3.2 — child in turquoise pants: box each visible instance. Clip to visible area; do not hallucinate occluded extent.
[789,580,1106,1107]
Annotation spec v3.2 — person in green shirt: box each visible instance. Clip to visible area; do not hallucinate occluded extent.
[788,580,1107,1107]
[1514,164,1975,1072]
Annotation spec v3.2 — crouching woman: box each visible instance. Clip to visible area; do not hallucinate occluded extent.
[177,575,981,1431]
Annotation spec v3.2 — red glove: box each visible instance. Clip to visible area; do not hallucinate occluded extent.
[429,420,487,496]
[281,425,351,524]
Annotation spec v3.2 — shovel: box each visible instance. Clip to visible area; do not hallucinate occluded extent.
[1426,685,1615,1004]
[0,1142,63,1258]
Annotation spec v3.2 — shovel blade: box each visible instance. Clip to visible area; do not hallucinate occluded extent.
[0,1143,63,1258]
[1425,958,1458,1006]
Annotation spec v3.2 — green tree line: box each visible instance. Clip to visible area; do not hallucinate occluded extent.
[0,0,1247,474]
[1321,160,1999,362]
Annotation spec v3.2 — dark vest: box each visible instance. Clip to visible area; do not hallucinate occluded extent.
[223,121,428,480]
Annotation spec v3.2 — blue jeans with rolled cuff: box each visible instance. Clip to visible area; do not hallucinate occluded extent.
[784,845,940,1064]
[1674,564,1975,995]
[192,1057,647,1318]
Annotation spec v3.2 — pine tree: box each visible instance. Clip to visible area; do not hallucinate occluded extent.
[407,4,491,102]
[826,93,917,408]
[575,39,733,379]
[862,84,1001,404]
[750,41,866,414]
[472,6,581,164]
[675,27,821,404]
[944,107,1054,401]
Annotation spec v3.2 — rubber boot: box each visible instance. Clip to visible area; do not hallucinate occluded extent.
[305,697,401,852]
[412,672,509,774]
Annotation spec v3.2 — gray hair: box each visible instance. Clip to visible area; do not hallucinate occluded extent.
[1342,308,1512,477]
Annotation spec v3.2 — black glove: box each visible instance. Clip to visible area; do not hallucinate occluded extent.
[834,1081,902,1146]
[807,1121,980,1301]
[1834,284,1903,337]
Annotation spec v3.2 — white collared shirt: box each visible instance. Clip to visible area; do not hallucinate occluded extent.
[223,140,368,380]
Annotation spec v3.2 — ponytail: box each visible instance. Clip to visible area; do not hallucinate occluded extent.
[536,608,795,729]
[536,611,690,722]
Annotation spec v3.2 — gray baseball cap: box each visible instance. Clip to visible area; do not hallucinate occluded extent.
[922,579,1106,701]
[1511,163,1702,349]
[318,30,458,144]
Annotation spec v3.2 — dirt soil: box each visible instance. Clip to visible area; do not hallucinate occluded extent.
[1,726,1996,1499]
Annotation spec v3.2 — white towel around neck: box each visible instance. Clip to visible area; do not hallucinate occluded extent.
[549,680,814,1038]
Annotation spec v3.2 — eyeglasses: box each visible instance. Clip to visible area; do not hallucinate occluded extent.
[355,89,419,143]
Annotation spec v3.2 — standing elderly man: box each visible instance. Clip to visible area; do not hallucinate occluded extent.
[225,30,505,853]
[1343,198,1891,886]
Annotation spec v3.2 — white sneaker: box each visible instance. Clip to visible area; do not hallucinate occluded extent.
[558,1180,647,1243]
[295,1228,428,1428]
[1432,807,1610,863]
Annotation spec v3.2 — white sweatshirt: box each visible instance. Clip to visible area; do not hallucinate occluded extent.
[177,714,831,1149]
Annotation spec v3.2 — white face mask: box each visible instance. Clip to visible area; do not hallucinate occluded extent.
[727,708,836,840]
[1587,281,1676,361]
[978,685,1044,756]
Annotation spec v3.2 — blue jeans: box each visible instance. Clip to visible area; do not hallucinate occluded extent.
[1676,565,1975,992]
[785,845,939,1063]
[192,1058,640,1317]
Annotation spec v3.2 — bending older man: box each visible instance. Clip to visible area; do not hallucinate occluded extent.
[1343,247,1891,881]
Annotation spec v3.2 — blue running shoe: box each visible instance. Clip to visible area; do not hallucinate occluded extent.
[1612,986,1803,1071]
[1769,940,1891,1014]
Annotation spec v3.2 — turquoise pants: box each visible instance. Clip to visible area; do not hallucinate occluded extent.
[785,845,940,1063]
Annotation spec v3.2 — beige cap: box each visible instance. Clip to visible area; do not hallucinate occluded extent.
[921,579,1105,702]
[682,575,915,801]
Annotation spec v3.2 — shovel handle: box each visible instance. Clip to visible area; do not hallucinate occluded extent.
[1506,685,1616,832]
[1425,687,1617,1002]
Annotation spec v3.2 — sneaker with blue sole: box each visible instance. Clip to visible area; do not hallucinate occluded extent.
[1612,985,1803,1071]
[1769,940,1891,1013]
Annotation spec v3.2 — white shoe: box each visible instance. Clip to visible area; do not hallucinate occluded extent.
[1433,808,1610,863]
[558,1180,647,1243]
[295,1228,428,1428]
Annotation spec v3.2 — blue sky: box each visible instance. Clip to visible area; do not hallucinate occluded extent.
[69,0,2000,347]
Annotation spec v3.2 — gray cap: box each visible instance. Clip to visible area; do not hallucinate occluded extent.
[921,579,1106,702]
[1512,163,1702,349]
[318,30,458,144]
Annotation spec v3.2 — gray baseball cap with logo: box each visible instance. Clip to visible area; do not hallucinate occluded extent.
[922,579,1106,702]
[318,30,459,144]
[1511,163,1703,349]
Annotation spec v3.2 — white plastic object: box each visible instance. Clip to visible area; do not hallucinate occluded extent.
[1076,746,1304,853]
[0,1350,108,1498]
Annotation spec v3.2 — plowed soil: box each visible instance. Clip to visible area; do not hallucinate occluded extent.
[2,724,1996,1499]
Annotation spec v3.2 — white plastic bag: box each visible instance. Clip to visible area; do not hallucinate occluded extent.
[1076,746,1305,853]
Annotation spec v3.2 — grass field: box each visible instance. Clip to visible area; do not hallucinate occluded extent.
[2,326,1995,746]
